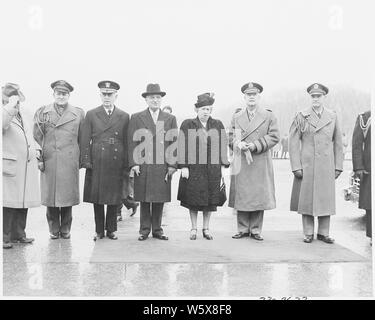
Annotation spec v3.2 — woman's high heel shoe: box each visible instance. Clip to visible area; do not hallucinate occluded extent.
[190,229,197,240]
[202,229,213,240]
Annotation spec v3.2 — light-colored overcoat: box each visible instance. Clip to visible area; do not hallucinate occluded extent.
[228,106,280,211]
[3,105,40,208]
[33,103,85,207]
[289,107,343,216]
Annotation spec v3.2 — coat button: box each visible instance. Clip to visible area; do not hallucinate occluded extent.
[102,148,105,151]
[115,149,117,152]
[115,132,118,135]
[114,156,117,160]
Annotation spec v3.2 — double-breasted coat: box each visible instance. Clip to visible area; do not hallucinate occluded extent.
[80,106,129,205]
[289,107,343,216]
[228,107,280,211]
[3,105,40,208]
[33,104,85,207]
[177,117,230,208]
[352,111,371,210]
[128,108,178,203]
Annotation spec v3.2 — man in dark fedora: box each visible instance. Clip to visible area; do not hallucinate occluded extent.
[128,83,178,241]
[80,81,130,241]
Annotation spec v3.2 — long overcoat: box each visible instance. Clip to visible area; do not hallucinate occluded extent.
[352,111,371,210]
[80,106,129,205]
[289,107,343,216]
[177,117,230,207]
[3,105,40,208]
[33,103,84,207]
[128,108,178,203]
[228,107,280,211]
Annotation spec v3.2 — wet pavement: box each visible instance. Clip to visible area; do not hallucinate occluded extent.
[3,160,373,297]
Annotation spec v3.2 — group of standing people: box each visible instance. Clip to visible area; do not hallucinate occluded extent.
[2,80,372,249]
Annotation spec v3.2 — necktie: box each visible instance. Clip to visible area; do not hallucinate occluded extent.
[108,109,112,116]
[152,112,158,124]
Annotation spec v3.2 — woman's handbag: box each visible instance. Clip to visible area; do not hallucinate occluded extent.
[217,177,227,206]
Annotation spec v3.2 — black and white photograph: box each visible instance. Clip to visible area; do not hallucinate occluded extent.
[1,0,373,304]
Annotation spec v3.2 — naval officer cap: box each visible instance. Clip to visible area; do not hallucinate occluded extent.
[307,83,329,95]
[98,80,120,93]
[241,82,263,94]
[51,80,74,93]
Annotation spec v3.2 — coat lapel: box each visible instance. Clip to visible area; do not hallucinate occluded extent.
[139,108,156,135]
[96,106,110,125]
[315,108,333,132]
[301,107,318,129]
[103,106,122,131]
[11,114,25,132]
[55,104,78,127]
[236,107,266,138]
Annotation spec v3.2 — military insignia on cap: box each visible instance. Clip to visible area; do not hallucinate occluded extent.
[106,82,110,88]
[314,84,319,89]
[248,82,253,88]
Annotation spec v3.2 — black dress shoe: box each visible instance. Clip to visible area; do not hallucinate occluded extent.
[107,232,118,240]
[232,232,250,239]
[153,234,169,240]
[60,233,71,239]
[93,233,104,241]
[12,237,34,244]
[50,233,59,240]
[250,233,264,241]
[3,242,13,249]
[317,234,335,244]
[303,235,314,243]
[138,235,148,241]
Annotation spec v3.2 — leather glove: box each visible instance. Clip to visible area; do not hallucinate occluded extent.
[237,141,250,151]
[81,162,93,169]
[38,161,45,172]
[355,169,368,180]
[181,167,189,179]
[131,165,141,176]
[293,169,303,179]
[165,166,177,182]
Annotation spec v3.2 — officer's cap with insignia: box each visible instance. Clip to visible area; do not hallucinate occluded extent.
[51,80,74,93]
[241,82,263,94]
[307,83,328,95]
[98,80,120,93]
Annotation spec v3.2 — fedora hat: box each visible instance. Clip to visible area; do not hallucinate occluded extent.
[142,83,166,98]
[2,83,25,102]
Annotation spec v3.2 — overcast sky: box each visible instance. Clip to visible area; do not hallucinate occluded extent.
[1,0,373,119]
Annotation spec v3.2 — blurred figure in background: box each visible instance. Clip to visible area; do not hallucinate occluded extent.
[162,105,173,114]
[281,134,289,159]
[2,83,40,249]
[352,110,371,242]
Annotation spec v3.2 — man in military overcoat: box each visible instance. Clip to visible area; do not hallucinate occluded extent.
[289,83,343,243]
[80,81,129,241]
[34,80,84,239]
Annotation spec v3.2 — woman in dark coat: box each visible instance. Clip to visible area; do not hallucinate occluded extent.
[352,110,371,240]
[177,93,230,240]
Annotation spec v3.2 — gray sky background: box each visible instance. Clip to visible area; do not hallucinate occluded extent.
[1,0,373,121]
